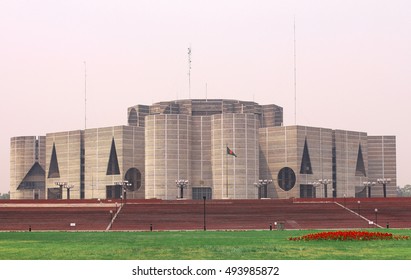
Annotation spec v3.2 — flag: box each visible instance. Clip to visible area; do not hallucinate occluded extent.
[226,146,237,157]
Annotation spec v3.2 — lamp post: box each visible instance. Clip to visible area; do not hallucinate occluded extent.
[377,178,391,198]
[254,179,273,199]
[109,210,113,229]
[115,180,132,205]
[357,200,361,216]
[310,181,321,198]
[175,179,189,199]
[63,184,74,200]
[363,181,376,198]
[203,196,206,231]
[375,208,378,226]
[54,182,67,199]
[318,179,332,198]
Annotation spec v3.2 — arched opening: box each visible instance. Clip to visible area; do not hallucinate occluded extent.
[125,168,142,191]
[128,108,138,126]
[277,167,296,191]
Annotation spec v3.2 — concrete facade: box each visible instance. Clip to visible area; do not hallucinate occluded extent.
[190,116,213,197]
[45,130,84,199]
[42,126,145,200]
[143,112,260,200]
[10,136,46,199]
[10,99,397,200]
[368,136,397,197]
[259,126,333,199]
[333,130,369,198]
[211,113,260,199]
[145,114,191,200]
[139,99,279,200]
[84,126,145,200]
[257,126,397,199]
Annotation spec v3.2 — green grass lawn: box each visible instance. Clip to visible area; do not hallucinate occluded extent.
[1,229,411,260]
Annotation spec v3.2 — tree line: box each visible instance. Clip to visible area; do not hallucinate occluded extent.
[0,192,10,199]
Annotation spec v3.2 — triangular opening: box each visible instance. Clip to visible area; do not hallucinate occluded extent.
[300,138,313,174]
[106,137,120,175]
[355,144,367,177]
[18,162,46,189]
[48,143,60,178]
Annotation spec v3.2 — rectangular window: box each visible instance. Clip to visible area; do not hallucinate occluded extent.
[300,184,315,198]
[35,140,39,160]
[192,187,212,200]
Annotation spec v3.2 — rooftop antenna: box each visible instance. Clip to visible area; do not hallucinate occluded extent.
[84,61,87,130]
[188,46,192,99]
[293,16,297,125]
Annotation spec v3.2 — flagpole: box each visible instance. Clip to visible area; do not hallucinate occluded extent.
[226,144,228,198]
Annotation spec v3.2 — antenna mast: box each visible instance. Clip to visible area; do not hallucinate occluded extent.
[84,61,87,130]
[293,17,297,125]
[188,46,192,99]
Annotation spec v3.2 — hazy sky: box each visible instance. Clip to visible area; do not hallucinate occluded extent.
[1,0,410,194]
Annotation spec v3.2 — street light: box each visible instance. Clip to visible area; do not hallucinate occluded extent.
[109,210,113,230]
[54,182,67,199]
[115,180,132,205]
[309,179,331,198]
[363,181,376,198]
[309,181,321,198]
[377,178,391,198]
[357,200,361,216]
[254,179,273,199]
[175,179,189,199]
[64,184,74,200]
[203,196,206,231]
[318,179,332,198]
[375,208,378,226]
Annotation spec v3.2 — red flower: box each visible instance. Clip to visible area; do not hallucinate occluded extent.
[289,231,409,241]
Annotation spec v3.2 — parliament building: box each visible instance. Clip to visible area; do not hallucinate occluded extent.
[10,99,396,200]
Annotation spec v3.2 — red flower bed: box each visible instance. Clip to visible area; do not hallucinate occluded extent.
[289,231,409,241]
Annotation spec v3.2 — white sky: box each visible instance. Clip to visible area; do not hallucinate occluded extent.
[1,0,410,194]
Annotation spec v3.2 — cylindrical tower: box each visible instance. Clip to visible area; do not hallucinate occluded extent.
[211,113,260,199]
[145,114,191,200]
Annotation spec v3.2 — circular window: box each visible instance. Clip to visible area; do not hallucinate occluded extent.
[277,167,296,191]
[124,168,142,191]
